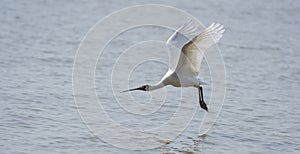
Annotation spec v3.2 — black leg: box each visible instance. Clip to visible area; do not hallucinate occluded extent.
[200,87,204,102]
[198,86,208,112]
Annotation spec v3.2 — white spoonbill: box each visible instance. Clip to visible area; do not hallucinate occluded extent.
[122,19,225,111]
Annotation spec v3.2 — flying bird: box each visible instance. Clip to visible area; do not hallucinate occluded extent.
[122,19,225,111]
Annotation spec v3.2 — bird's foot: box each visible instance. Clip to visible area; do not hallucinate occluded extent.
[200,100,208,112]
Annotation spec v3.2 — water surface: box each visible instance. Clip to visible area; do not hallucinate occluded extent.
[1,0,300,153]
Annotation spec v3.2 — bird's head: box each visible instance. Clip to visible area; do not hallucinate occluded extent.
[121,84,149,93]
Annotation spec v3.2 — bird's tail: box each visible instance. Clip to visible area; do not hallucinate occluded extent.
[198,78,209,85]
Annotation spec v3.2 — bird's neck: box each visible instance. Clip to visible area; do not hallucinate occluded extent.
[149,82,165,91]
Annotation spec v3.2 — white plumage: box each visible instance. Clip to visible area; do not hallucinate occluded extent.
[122,19,225,111]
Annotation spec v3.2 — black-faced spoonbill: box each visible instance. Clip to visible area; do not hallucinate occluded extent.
[122,19,225,112]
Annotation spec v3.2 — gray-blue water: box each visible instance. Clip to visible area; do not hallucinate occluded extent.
[1,0,300,153]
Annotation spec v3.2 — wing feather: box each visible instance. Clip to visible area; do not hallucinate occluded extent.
[177,23,225,74]
[166,19,202,70]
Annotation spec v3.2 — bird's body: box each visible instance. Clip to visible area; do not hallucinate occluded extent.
[122,19,225,111]
[161,70,198,87]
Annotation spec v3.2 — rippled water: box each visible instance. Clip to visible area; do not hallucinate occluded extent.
[1,0,300,153]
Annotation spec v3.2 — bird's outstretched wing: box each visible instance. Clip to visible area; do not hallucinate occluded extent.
[167,19,201,48]
[176,22,225,74]
[166,19,202,71]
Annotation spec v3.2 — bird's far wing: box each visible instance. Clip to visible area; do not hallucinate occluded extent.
[166,19,202,71]
[177,23,225,74]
